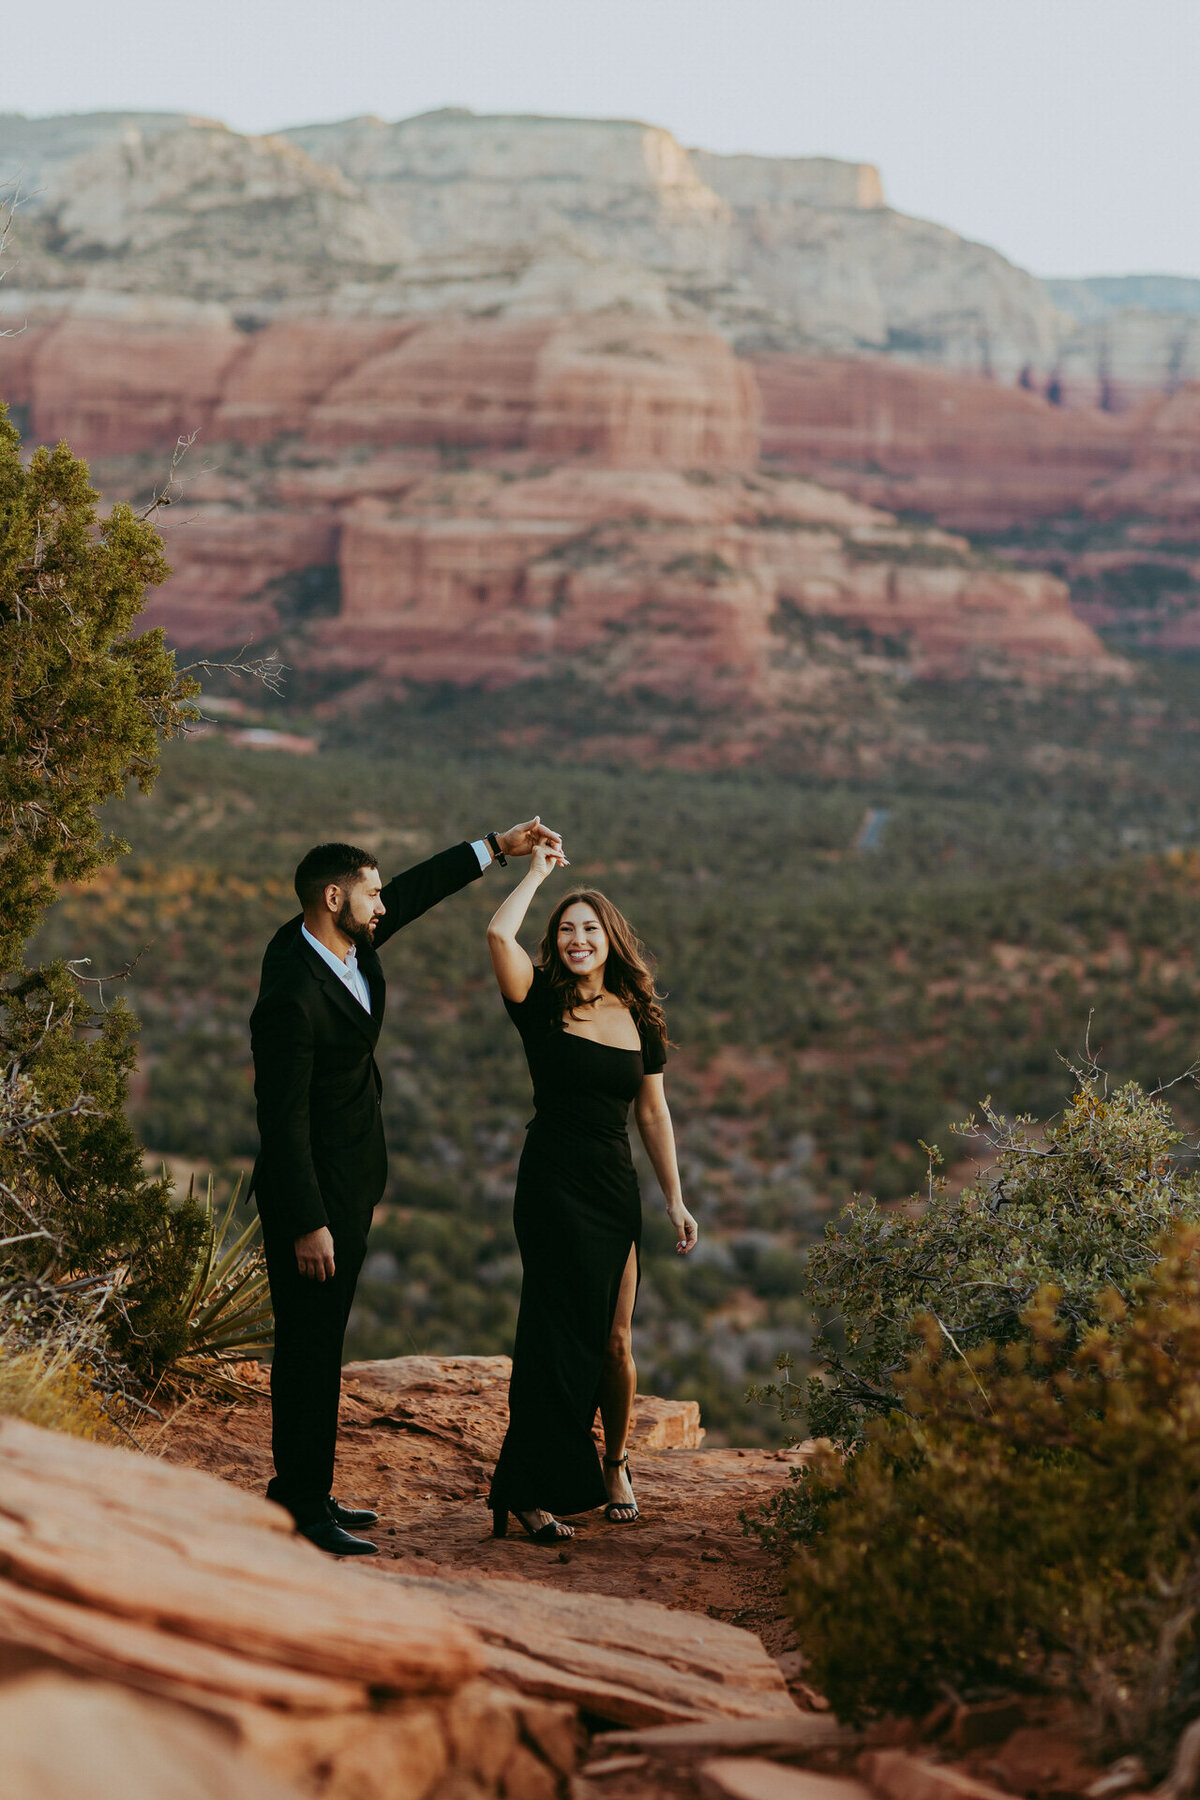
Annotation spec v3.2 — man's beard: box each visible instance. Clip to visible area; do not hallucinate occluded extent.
[335,899,376,952]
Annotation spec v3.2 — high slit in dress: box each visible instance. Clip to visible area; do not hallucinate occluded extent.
[489,966,667,1517]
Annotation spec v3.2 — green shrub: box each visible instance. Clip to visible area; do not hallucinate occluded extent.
[761,1078,1200,1449]
[787,1222,1200,1769]
[0,404,206,1385]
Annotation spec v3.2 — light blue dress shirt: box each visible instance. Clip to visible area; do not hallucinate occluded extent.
[300,924,372,1012]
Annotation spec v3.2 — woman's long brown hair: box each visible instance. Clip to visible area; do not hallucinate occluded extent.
[537,888,671,1047]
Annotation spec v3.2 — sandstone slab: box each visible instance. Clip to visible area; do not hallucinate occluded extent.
[859,1750,1013,1800]
[342,1355,705,1456]
[0,1398,815,1798]
[701,1758,874,1800]
[0,1436,479,1695]
[0,1674,305,1800]
[0,1416,597,1798]
[384,1570,797,1727]
[597,1716,856,1757]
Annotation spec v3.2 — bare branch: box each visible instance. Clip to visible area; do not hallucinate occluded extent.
[136,430,200,522]
[0,180,33,338]
[0,1092,97,1144]
[179,646,288,698]
[1148,1062,1200,1098]
[66,947,151,1010]
[932,1314,994,1414]
[1155,1714,1200,1800]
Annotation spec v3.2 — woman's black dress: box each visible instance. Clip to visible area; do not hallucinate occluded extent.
[489,966,666,1517]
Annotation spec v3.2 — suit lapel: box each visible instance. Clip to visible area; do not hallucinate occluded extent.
[297,936,380,1046]
[361,944,386,1023]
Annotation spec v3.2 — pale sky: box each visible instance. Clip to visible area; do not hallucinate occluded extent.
[5,0,1198,281]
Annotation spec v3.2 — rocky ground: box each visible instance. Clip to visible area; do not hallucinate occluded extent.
[157,1355,813,1670]
[0,1359,1118,1800]
[150,1357,1111,1800]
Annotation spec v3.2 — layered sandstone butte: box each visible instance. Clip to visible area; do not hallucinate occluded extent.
[0,300,1140,716]
[320,466,1112,700]
[140,460,1116,703]
[0,305,1125,703]
[0,105,1165,391]
[753,353,1200,531]
[2,311,757,469]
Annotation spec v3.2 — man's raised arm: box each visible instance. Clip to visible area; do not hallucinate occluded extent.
[373,818,565,949]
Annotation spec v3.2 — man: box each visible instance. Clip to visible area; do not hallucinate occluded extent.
[250,818,564,1555]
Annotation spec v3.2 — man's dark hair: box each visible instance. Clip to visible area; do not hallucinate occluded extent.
[294,843,379,912]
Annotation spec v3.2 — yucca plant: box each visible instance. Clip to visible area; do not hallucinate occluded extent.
[163,1175,273,1395]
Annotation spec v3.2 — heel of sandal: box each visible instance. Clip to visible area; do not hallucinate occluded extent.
[491,1507,509,1539]
[602,1453,639,1523]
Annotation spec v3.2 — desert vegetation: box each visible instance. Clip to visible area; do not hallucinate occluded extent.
[734,1076,1200,1773]
[0,405,270,1434]
[789,1217,1200,1769]
[31,638,1200,1437]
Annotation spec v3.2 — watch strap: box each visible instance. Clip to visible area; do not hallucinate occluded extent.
[486,830,508,867]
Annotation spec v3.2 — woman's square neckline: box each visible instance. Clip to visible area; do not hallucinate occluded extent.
[559,1002,641,1055]
[560,1026,642,1054]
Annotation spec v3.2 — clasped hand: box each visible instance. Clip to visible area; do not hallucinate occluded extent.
[499,817,568,868]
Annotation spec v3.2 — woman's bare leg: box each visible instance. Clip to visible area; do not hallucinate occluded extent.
[599,1244,639,1515]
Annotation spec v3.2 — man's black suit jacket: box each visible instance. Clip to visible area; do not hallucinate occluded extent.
[250,841,484,1243]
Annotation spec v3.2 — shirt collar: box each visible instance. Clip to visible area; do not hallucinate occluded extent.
[301,923,357,980]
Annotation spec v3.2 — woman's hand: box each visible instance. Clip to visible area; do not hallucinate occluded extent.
[530,839,565,880]
[667,1201,699,1255]
[499,817,567,862]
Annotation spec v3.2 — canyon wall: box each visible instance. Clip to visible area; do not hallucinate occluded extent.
[753,353,1200,530]
[0,311,758,467]
[6,304,1197,532]
[0,305,1153,713]
[3,106,1185,395]
[316,468,1109,703]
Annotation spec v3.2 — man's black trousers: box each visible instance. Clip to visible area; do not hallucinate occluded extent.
[262,1213,368,1526]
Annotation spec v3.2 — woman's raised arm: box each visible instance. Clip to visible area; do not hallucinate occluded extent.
[486,841,562,1001]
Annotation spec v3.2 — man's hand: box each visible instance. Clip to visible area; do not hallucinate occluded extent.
[295,1226,336,1281]
[499,817,568,865]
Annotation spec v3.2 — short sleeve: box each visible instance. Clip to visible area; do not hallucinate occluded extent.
[640,1021,668,1075]
[502,963,556,1037]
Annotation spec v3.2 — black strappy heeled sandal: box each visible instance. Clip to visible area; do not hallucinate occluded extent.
[492,1505,574,1544]
[603,1452,640,1523]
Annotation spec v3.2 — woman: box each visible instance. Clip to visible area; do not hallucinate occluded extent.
[486,843,698,1544]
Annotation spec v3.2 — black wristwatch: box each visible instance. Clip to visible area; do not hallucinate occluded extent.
[486,831,508,867]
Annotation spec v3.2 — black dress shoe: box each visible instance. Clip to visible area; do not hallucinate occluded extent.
[297,1517,378,1556]
[328,1495,379,1529]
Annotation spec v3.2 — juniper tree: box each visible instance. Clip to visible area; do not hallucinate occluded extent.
[0,403,205,1377]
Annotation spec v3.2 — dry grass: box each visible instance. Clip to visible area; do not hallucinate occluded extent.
[0,1330,124,1441]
